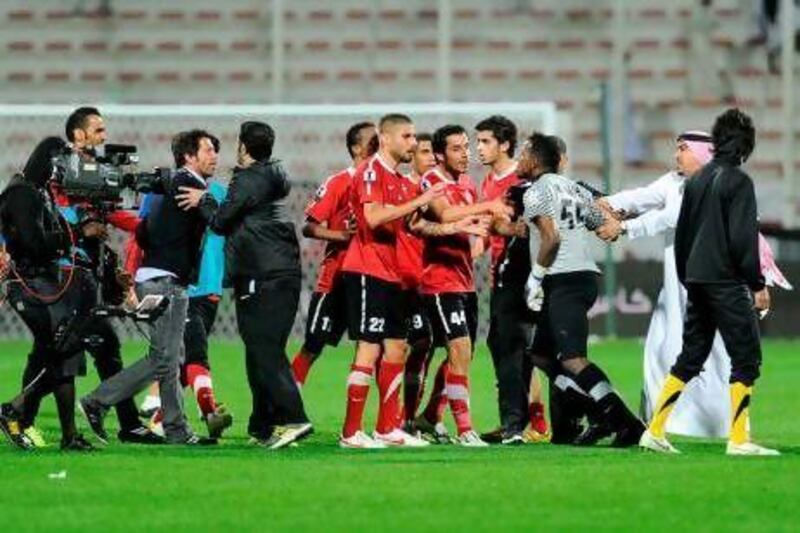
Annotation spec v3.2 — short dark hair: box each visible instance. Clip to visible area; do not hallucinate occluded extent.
[711,108,755,163]
[171,129,219,168]
[346,121,375,159]
[432,124,467,156]
[239,121,275,162]
[548,135,567,156]
[525,132,561,176]
[475,115,517,157]
[65,106,101,142]
[378,113,413,132]
[416,132,433,145]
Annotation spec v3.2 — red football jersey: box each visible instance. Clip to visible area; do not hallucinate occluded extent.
[419,169,478,294]
[342,154,415,284]
[479,165,521,277]
[305,167,354,293]
[395,175,425,290]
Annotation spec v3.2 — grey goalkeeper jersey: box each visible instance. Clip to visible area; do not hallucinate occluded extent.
[522,173,603,275]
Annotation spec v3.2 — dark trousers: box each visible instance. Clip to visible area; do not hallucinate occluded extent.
[21,317,141,431]
[235,276,308,437]
[672,283,762,386]
[487,287,536,433]
[183,295,219,371]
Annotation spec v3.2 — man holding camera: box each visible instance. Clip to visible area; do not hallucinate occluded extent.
[79,129,220,446]
[16,107,160,446]
[0,137,96,451]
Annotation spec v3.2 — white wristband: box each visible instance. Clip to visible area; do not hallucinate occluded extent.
[531,263,548,280]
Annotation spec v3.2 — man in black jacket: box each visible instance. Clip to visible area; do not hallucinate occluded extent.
[79,130,219,446]
[178,121,311,450]
[640,108,777,456]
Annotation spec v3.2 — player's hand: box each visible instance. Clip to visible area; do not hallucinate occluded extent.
[123,287,139,310]
[0,251,11,281]
[753,287,771,318]
[489,199,514,219]
[82,221,108,240]
[596,198,626,221]
[116,269,134,293]
[456,216,491,237]
[596,218,623,242]
[525,274,544,312]
[176,187,206,210]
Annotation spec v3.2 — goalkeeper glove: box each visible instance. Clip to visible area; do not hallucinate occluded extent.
[525,263,548,312]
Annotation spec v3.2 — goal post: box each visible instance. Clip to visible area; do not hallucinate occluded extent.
[0,102,567,341]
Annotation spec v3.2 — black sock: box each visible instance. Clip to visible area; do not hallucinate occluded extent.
[573,363,637,431]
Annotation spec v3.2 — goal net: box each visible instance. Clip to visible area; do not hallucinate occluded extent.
[0,102,566,340]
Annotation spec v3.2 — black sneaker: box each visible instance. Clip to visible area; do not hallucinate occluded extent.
[573,422,614,446]
[480,426,505,444]
[611,419,647,448]
[61,433,97,452]
[0,404,35,451]
[79,397,109,444]
[176,434,218,446]
[500,432,525,446]
[118,426,166,445]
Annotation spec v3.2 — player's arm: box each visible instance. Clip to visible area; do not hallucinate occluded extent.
[302,219,353,243]
[363,182,445,229]
[429,196,511,223]
[492,217,528,238]
[531,215,560,268]
[408,211,490,237]
[727,174,765,292]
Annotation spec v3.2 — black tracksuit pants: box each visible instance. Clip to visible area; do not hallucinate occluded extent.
[487,286,536,434]
[671,282,762,386]
[235,276,309,438]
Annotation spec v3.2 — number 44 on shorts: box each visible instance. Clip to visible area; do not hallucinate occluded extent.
[449,310,466,326]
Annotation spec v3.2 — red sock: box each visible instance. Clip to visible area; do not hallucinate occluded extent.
[446,372,472,435]
[529,401,549,434]
[422,360,449,424]
[376,361,404,434]
[186,363,217,417]
[291,351,314,387]
[343,365,373,438]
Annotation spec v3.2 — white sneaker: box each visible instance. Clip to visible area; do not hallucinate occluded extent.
[457,430,489,447]
[339,431,386,449]
[373,428,431,447]
[639,429,680,454]
[726,441,780,456]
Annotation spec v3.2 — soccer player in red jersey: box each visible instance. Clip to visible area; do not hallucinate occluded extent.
[395,133,442,435]
[416,124,511,447]
[290,121,378,388]
[338,114,447,448]
[474,115,549,444]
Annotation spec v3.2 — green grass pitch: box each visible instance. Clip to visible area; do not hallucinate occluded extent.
[1,339,798,531]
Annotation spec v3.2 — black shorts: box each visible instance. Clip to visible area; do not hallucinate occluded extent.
[303,282,348,354]
[344,273,406,343]
[530,271,599,361]
[403,289,432,345]
[424,292,478,345]
[184,295,220,369]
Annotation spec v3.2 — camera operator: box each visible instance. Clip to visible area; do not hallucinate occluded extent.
[178,121,311,450]
[79,129,220,446]
[16,107,161,446]
[0,137,95,451]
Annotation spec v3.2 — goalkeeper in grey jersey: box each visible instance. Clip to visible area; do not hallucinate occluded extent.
[519,133,645,447]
